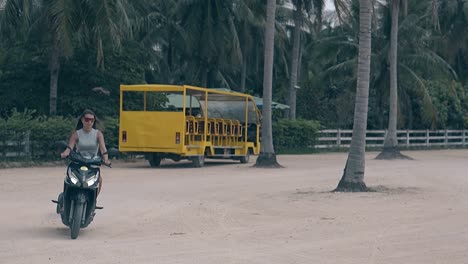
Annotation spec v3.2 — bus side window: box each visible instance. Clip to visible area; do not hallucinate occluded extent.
[123,91,144,111]
[247,123,257,142]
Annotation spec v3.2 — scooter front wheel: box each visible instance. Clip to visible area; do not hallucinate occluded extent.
[70,202,83,239]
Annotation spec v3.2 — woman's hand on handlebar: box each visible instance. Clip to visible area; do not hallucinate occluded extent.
[60,149,70,159]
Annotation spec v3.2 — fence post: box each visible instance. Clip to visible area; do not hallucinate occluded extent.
[384,129,388,142]
[337,129,341,147]
[463,129,466,147]
[406,129,410,146]
[24,131,31,160]
[426,129,430,147]
[444,129,448,147]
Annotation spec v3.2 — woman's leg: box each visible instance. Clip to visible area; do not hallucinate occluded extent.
[97,176,102,197]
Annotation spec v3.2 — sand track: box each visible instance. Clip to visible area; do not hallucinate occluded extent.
[1,150,468,263]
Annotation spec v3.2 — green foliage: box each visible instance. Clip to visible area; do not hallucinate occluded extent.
[0,58,50,117]
[0,110,38,159]
[100,116,119,149]
[0,44,146,118]
[57,45,146,117]
[297,77,356,129]
[272,119,320,153]
[28,115,75,160]
[0,108,121,162]
[424,80,466,128]
[0,110,72,161]
[2,0,468,147]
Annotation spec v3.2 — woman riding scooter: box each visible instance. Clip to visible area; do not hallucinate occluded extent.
[60,109,111,196]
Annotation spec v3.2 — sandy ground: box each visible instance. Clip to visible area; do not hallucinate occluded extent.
[1,150,468,264]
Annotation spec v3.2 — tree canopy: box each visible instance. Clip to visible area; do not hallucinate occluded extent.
[0,0,466,130]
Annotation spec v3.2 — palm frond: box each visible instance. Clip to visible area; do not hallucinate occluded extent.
[1,0,35,43]
[45,0,75,57]
[400,63,437,127]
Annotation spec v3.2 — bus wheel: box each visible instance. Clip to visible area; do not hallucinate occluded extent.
[149,154,162,167]
[240,151,250,164]
[191,155,205,167]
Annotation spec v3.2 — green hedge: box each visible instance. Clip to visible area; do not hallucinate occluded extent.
[0,109,119,162]
[0,110,320,162]
[272,119,321,154]
[100,116,119,149]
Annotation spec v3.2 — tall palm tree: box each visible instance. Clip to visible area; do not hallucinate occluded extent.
[178,0,242,88]
[255,0,282,168]
[431,0,468,86]
[286,0,316,120]
[130,0,182,84]
[1,0,132,115]
[376,0,412,159]
[335,0,372,192]
[2,0,75,116]
[234,0,265,92]
[370,0,456,132]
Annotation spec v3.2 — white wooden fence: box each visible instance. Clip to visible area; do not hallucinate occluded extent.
[317,129,468,149]
[0,132,31,158]
[2,129,468,160]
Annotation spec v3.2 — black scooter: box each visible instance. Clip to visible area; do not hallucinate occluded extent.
[52,150,110,239]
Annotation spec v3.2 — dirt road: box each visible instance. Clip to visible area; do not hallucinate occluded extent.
[1,150,468,263]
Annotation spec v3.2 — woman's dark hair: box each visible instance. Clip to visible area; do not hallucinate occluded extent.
[75,109,100,130]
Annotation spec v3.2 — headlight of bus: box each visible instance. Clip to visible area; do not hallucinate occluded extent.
[67,168,79,185]
[86,171,100,186]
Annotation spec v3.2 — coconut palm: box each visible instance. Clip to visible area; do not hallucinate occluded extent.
[431,0,468,86]
[130,0,183,84]
[233,0,266,92]
[375,0,457,159]
[255,0,282,168]
[370,0,457,129]
[177,0,242,88]
[0,0,132,115]
[335,0,372,192]
[375,0,411,159]
[286,0,317,120]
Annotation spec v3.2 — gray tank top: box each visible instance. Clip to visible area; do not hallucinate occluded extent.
[76,128,99,156]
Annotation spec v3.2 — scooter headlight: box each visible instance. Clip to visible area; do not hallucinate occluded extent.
[67,168,79,185]
[86,171,100,186]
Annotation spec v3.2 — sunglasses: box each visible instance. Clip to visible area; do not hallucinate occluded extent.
[84,117,95,123]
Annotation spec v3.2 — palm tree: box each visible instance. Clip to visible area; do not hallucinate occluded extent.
[178,0,242,88]
[286,0,316,120]
[1,0,132,116]
[431,0,468,86]
[255,0,282,168]
[370,0,457,131]
[234,0,265,92]
[130,0,182,84]
[335,0,372,192]
[376,0,412,159]
[2,0,76,116]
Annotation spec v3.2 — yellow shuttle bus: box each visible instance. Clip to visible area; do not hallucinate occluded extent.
[119,84,261,167]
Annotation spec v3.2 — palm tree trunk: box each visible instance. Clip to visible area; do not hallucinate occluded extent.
[201,67,208,88]
[255,0,281,168]
[376,0,411,160]
[314,10,323,35]
[286,9,302,120]
[384,0,399,149]
[335,0,372,192]
[49,41,61,116]
[167,37,173,83]
[240,45,247,93]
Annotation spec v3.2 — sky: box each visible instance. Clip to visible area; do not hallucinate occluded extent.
[325,0,335,11]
